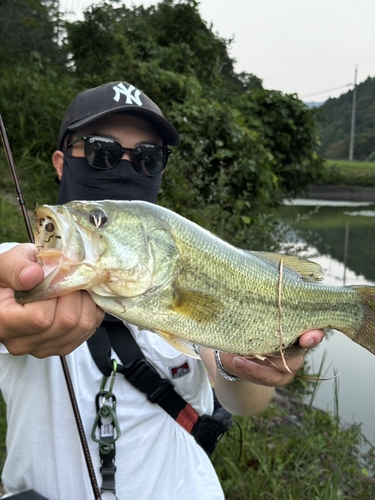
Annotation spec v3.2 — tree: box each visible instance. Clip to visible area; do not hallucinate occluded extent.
[317,76,375,161]
[0,0,63,67]
[236,88,325,196]
[161,95,278,247]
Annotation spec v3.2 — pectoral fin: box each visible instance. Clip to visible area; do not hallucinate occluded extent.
[170,287,224,323]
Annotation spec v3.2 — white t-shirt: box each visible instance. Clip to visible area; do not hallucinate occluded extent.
[0,245,224,499]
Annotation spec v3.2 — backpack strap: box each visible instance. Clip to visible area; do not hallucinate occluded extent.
[87,320,200,433]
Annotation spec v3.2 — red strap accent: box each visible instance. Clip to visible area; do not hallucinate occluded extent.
[176,404,199,433]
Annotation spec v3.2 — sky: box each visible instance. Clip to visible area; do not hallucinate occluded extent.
[60,0,375,103]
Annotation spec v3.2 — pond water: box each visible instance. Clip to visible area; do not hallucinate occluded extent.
[277,199,375,450]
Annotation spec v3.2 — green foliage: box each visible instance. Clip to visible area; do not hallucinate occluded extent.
[0,0,63,66]
[318,76,375,161]
[66,0,238,94]
[160,96,279,247]
[0,195,30,243]
[0,60,79,204]
[236,89,325,196]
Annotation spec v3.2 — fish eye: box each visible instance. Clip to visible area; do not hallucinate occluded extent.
[89,209,108,228]
[45,222,55,232]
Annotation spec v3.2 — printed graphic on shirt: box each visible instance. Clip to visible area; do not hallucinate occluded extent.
[169,361,190,379]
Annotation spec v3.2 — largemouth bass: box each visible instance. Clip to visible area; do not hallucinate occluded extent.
[15,200,375,358]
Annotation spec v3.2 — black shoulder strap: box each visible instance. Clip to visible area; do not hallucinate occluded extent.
[86,323,113,377]
[87,320,200,433]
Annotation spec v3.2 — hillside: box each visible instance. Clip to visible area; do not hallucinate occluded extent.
[317,76,375,161]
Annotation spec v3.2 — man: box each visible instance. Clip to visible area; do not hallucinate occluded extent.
[0,81,324,499]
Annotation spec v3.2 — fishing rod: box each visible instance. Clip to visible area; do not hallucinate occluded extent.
[0,114,101,500]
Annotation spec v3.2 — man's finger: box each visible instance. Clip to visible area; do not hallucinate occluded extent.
[0,244,44,290]
[299,329,324,349]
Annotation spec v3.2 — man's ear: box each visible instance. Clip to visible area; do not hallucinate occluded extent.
[52,151,64,180]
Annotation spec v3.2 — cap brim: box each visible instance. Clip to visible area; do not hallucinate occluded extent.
[67,106,180,146]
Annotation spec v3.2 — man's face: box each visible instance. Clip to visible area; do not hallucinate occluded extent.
[54,114,163,180]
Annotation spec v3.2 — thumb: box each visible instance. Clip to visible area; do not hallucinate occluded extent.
[0,243,44,291]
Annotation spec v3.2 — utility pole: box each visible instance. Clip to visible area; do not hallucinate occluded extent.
[348,66,357,161]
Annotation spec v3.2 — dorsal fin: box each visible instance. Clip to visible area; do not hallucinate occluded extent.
[253,251,324,282]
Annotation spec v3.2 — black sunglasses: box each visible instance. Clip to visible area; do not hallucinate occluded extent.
[67,136,172,176]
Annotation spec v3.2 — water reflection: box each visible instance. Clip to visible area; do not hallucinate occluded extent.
[280,199,375,282]
[278,199,375,450]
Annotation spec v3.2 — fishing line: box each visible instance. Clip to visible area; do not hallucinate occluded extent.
[0,114,101,500]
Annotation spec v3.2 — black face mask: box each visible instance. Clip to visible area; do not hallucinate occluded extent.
[57,156,162,205]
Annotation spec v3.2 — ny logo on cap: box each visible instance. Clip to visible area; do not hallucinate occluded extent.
[113,83,143,106]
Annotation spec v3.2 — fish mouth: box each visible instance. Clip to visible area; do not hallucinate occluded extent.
[33,205,84,281]
[16,205,104,303]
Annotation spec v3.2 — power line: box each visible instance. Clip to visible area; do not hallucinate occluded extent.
[302,83,354,100]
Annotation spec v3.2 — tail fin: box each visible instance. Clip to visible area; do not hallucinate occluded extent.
[351,286,375,355]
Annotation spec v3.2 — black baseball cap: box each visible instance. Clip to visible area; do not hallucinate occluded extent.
[57,81,180,149]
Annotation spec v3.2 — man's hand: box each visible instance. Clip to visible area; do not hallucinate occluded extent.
[202,329,324,416]
[0,244,104,358]
[219,329,324,387]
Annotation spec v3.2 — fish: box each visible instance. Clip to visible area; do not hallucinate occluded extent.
[15,200,375,359]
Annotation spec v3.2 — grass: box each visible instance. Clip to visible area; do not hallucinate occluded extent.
[321,159,375,187]
[212,399,375,499]
[211,355,375,499]
[0,196,31,243]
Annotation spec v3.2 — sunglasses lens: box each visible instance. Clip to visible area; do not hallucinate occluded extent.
[132,145,169,176]
[82,137,170,174]
[85,137,122,169]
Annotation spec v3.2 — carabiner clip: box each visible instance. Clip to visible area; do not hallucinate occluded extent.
[107,359,118,398]
[100,359,118,396]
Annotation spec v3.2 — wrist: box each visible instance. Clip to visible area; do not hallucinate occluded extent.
[214,350,241,382]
